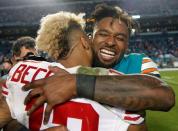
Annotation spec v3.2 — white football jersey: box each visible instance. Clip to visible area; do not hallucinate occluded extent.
[2,60,144,131]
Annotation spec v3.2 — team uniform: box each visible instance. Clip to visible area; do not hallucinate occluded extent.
[2,53,159,131]
[113,53,160,76]
[2,59,144,131]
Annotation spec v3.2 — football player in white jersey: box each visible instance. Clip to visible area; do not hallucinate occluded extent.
[1,11,145,131]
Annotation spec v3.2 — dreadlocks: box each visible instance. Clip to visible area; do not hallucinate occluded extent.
[91,4,139,35]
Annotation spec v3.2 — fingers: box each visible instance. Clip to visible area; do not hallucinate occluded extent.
[43,105,53,125]
[22,79,45,91]
[27,96,46,115]
[24,88,43,104]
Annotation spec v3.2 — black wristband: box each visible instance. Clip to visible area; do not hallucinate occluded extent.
[76,74,96,99]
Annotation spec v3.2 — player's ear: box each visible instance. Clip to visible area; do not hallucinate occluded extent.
[80,35,90,50]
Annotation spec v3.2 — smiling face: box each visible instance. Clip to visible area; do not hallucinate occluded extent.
[92,17,129,68]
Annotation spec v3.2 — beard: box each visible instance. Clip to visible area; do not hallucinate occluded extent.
[92,49,124,68]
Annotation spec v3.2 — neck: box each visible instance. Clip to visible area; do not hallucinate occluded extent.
[57,43,92,68]
[58,57,91,68]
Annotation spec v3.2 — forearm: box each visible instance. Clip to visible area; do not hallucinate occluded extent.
[0,97,12,128]
[93,75,175,111]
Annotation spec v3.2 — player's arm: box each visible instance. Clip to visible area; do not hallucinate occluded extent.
[90,74,174,111]
[22,66,175,123]
[76,65,174,111]
[23,66,175,112]
[0,78,12,128]
[0,97,12,128]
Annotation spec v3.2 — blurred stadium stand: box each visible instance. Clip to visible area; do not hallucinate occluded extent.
[0,0,178,69]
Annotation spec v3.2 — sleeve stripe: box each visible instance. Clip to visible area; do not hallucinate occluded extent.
[141,61,158,70]
[142,68,158,74]
[141,57,160,75]
[2,90,8,96]
[142,59,152,64]
[2,83,9,97]
[124,115,141,121]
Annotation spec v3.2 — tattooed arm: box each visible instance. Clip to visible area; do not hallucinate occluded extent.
[76,66,175,111]
[22,66,175,124]
[23,66,175,113]
[94,74,175,111]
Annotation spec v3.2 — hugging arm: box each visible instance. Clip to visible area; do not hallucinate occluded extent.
[23,67,175,123]
[91,74,175,111]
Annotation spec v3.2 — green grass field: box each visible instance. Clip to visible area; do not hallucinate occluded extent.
[147,70,178,131]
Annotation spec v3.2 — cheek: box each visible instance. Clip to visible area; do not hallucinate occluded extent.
[93,39,103,51]
[95,37,106,45]
[116,42,127,51]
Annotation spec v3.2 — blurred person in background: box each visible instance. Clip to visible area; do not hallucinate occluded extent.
[11,36,38,65]
[0,58,13,78]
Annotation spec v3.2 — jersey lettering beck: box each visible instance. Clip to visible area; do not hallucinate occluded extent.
[4,60,144,131]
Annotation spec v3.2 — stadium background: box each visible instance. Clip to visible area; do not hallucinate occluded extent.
[0,0,177,130]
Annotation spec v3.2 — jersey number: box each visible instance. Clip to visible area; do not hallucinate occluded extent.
[26,101,99,131]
